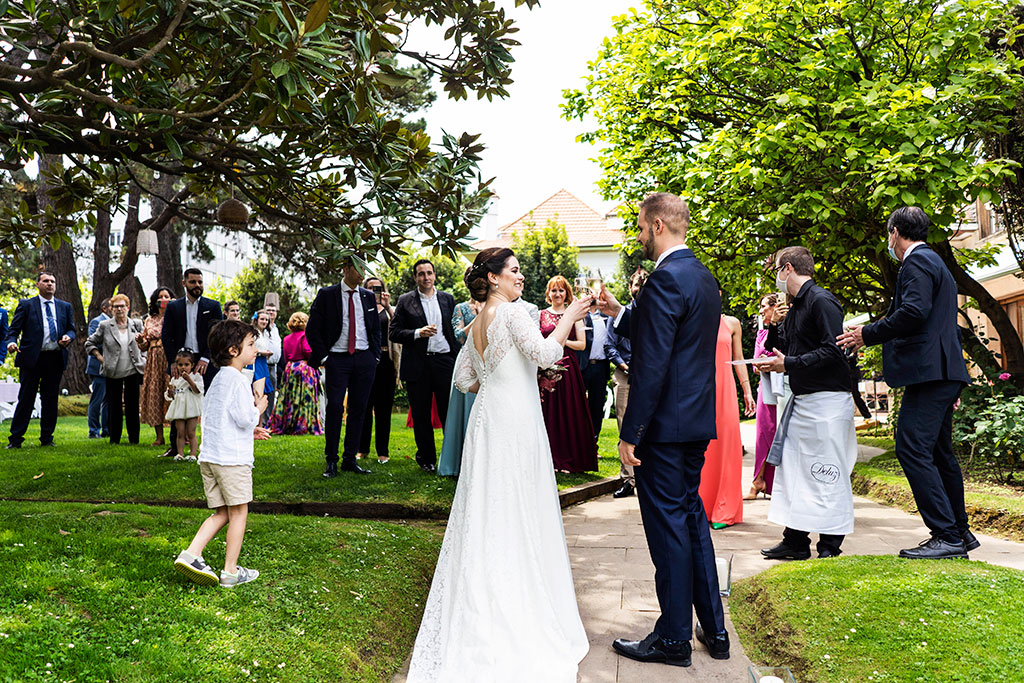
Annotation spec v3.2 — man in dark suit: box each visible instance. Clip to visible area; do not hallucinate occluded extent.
[388,259,460,473]
[4,271,76,449]
[161,267,223,457]
[86,298,112,439]
[598,193,728,667]
[0,305,8,365]
[580,302,612,442]
[307,261,381,477]
[838,206,974,560]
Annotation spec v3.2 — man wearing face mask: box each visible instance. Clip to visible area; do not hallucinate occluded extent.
[838,206,974,560]
[753,247,857,561]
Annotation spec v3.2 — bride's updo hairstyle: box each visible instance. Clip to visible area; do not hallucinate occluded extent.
[466,247,515,302]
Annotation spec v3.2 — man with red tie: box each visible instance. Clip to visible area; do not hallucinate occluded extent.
[306,261,382,477]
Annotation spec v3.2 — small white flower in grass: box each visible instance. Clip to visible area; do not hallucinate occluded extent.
[67,643,74,648]
[278,663,285,669]
[131,639,139,645]
[850,628,856,633]
[823,654,831,660]
[46,663,52,668]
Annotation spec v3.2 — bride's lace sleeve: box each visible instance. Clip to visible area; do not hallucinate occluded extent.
[506,303,563,369]
[453,344,478,392]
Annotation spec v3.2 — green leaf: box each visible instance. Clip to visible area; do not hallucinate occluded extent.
[271,60,290,78]
[304,0,330,35]
[163,133,182,160]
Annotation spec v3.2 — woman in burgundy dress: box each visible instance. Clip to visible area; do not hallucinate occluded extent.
[539,275,598,473]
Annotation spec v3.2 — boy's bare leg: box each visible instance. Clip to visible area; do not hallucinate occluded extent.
[185,507,229,558]
[223,503,249,574]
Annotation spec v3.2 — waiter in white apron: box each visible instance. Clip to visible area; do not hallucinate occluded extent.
[753,246,857,560]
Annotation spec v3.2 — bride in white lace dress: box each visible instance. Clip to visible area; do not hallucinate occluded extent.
[406,248,592,682]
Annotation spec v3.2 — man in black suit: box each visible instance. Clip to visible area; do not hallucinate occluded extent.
[307,261,381,477]
[4,272,76,448]
[599,193,728,667]
[839,206,974,560]
[580,301,612,442]
[388,259,460,473]
[161,268,223,456]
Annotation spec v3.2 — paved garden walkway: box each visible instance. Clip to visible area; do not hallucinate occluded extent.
[396,424,1024,682]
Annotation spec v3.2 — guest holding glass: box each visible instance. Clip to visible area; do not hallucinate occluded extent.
[746,293,779,499]
[357,277,400,463]
[699,307,755,529]
[539,275,598,473]
[138,286,174,448]
[85,294,146,445]
[438,281,483,477]
[268,312,324,436]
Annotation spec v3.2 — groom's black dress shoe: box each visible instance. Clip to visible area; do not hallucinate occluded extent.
[695,623,730,660]
[613,482,634,498]
[322,462,338,478]
[760,542,811,561]
[962,530,981,552]
[899,537,968,560]
[340,460,371,475]
[612,632,691,667]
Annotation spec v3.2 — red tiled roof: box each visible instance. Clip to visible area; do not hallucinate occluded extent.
[470,189,624,251]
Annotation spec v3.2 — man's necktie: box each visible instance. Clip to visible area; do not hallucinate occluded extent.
[347,290,356,354]
[45,301,57,343]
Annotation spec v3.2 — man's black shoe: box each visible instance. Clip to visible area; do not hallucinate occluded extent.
[159,447,177,458]
[818,549,842,559]
[962,530,981,552]
[760,543,811,561]
[899,537,968,560]
[340,460,371,475]
[5,442,21,450]
[613,482,635,498]
[612,632,691,667]
[695,623,730,660]
[322,462,338,478]
[40,440,56,447]
[420,463,437,474]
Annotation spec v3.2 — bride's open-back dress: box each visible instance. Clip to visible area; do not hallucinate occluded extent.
[406,302,589,682]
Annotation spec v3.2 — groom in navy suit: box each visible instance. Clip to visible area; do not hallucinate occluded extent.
[599,193,728,667]
[4,272,76,448]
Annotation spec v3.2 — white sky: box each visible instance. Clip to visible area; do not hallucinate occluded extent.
[409,1,639,237]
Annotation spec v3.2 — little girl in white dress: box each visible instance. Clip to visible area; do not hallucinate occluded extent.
[165,350,204,461]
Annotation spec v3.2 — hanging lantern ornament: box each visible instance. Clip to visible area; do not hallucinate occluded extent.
[217,197,249,228]
[136,228,159,255]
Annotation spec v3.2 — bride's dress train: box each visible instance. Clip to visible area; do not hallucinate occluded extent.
[406,302,589,682]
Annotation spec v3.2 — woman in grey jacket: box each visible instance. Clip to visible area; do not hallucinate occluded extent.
[86,294,146,444]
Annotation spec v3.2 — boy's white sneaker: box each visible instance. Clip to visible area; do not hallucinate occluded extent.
[173,551,219,586]
[220,566,260,588]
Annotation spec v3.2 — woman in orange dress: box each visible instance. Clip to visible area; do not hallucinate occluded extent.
[699,314,755,528]
[137,287,173,447]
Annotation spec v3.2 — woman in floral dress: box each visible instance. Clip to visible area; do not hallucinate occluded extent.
[268,312,324,435]
[137,286,173,448]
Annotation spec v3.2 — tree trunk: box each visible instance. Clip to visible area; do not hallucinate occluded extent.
[934,239,1024,375]
[37,155,90,394]
[153,174,184,296]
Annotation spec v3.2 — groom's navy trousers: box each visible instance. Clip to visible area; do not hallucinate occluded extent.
[633,439,724,641]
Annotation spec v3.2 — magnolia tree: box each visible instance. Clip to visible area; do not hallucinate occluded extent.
[0,0,537,390]
[565,0,1024,376]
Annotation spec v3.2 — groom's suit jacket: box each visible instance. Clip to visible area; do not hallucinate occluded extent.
[615,248,720,445]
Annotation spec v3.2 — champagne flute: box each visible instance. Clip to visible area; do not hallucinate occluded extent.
[574,270,594,330]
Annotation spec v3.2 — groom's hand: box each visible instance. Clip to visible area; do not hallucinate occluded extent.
[597,284,622,318]
[619,440,640,467]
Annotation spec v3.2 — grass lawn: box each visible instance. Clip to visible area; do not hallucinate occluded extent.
[0,500,443,682]
[852,437,1024,541]
[1,415,621,511]
[732,555,1024,683]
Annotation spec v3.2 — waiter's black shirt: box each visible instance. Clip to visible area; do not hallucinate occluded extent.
[766,279,851,396]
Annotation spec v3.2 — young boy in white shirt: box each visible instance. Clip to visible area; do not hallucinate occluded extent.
[174,319,270,588]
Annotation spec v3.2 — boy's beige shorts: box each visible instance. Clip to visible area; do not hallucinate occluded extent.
[199,462,253,508]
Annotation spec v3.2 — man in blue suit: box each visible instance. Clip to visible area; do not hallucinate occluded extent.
[839,206,974,560]
[599,193,728,667]
[0,305,8,365]
[307,260,382,477]
[4,272,76,448]
[86,298,112,438]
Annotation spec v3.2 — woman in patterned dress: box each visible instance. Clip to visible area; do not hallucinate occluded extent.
[137,286,173,447]
[268,312,324,436]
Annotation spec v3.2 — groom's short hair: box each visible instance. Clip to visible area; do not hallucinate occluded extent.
[640,192,689,236]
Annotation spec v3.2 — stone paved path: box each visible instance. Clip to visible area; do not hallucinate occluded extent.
[396,423,1023,682]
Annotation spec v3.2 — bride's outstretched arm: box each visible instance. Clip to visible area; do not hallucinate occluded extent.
[507,300,590,368]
